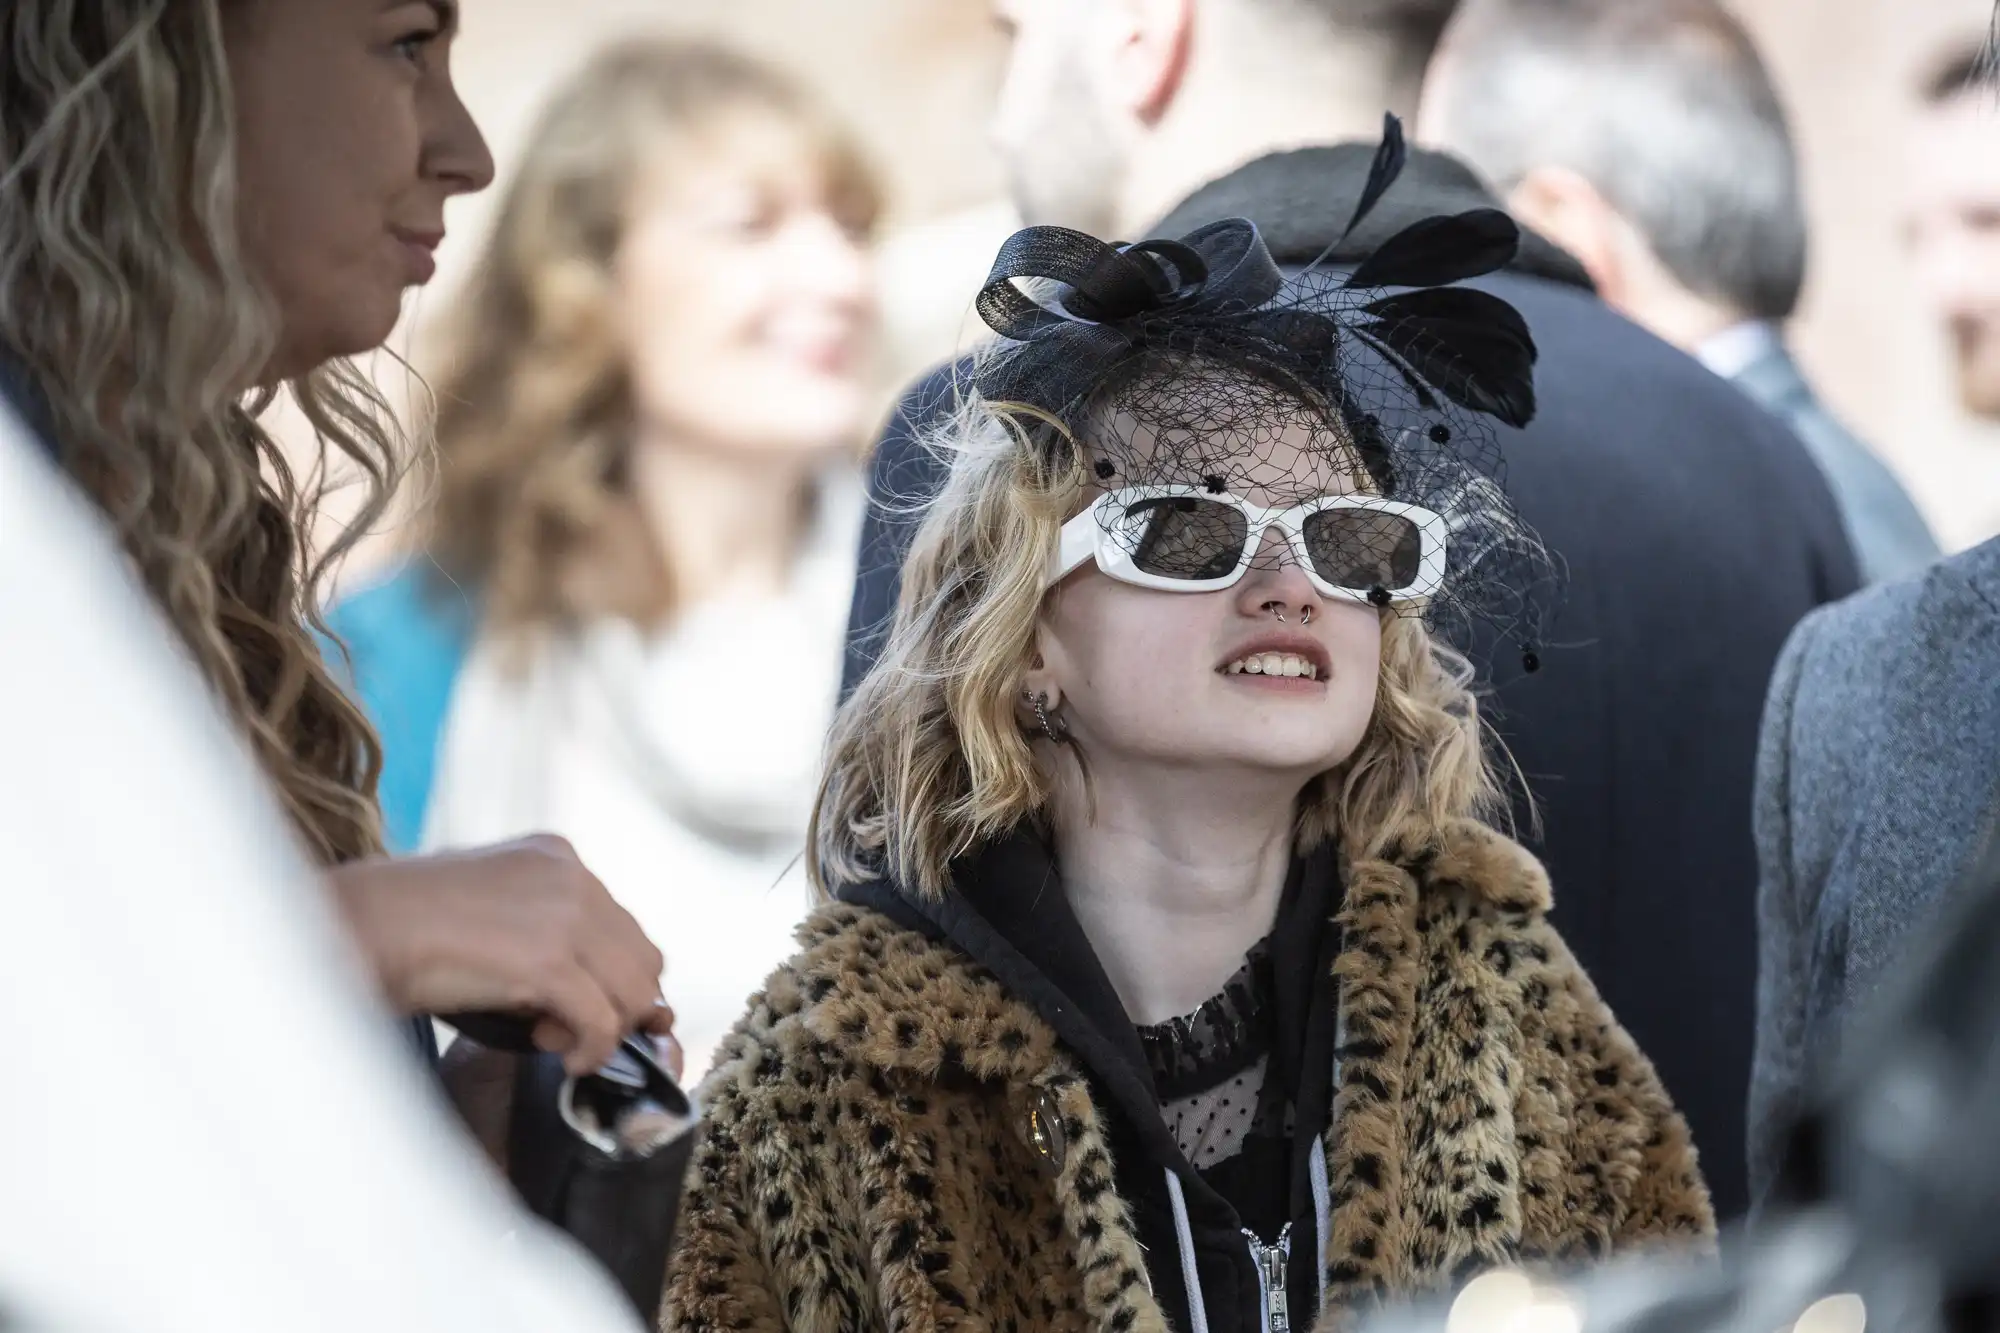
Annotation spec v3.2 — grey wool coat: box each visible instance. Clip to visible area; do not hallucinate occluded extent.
[1748,535,2000,1208]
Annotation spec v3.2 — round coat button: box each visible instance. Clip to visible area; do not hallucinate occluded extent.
[1028,1088,1067,1174]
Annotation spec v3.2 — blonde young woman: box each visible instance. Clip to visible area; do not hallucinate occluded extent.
[664,130,1713,1333]
[0,0,674,1079]
[329,41,880,1081]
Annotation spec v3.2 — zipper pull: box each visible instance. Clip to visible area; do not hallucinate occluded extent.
[1242,1223,1293,1333]
[1264,1227,1291,1333]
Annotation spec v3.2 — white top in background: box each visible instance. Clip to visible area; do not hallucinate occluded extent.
[421,470,864,1082]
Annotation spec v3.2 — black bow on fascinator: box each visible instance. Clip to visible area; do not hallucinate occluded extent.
[969,114,1561,678]
[973,114,1538,430]
[975,216,1285,348]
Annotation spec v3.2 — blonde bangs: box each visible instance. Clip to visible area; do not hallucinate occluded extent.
[679,95,884,241]
[811,391,1513,900]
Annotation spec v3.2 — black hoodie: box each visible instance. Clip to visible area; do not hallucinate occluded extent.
[841,830,1344,1333]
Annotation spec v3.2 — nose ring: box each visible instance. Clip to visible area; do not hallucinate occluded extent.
[1262,601,1287,623]
[1301,605,1313,625]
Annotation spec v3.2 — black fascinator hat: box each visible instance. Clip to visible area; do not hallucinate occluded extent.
[970,114,1561,675]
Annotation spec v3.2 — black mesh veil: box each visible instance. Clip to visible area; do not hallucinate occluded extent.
[969,115,1561,674]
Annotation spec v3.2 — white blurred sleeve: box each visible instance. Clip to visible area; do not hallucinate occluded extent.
[0,408,642,1333]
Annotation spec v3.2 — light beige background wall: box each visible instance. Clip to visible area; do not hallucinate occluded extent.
[327,0,2000,579]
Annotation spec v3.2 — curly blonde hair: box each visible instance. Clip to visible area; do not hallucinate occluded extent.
[425,40,880,638]
[810,372,1507,900]
[0,0,403,864]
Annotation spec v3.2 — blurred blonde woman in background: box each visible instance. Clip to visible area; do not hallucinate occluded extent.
[331,39,882,1080]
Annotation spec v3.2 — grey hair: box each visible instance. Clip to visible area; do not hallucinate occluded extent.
[1252,0,1462,110]
[1430,0,1807,321]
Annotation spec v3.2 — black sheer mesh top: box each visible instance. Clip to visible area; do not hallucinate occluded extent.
[1136,938,1293,1226]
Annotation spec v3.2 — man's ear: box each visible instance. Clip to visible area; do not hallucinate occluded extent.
[1505,164,1629,305]
[1101,0,1194,125]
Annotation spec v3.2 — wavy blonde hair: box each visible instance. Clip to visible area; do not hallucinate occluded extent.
[0,0,404,864]
[425,40,880,638]
[810,365,1507,899]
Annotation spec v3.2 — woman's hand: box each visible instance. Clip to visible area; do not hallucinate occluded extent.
[328,835,674,1074]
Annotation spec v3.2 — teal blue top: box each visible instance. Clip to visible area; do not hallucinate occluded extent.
[322,561,479,853]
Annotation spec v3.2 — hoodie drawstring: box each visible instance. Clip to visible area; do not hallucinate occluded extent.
[1162,1136,1331,1333]
[1163,1168,1212,1333]
[1308,1132,1330,1314]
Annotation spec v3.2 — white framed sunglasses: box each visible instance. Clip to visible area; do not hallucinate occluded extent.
[1048,485,1448,604]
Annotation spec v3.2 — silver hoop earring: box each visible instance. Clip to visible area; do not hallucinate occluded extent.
[1032,691,1068,745]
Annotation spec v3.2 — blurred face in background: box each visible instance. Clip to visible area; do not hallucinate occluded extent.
[1908,88,2000,418]
[990,0,1127,233]
[614,112,877,461]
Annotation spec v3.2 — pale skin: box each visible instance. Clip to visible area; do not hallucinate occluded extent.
[222,0,674,1077]
[987,0,1409,238]
[1490,165,1743,352]
[1024,427,1383,1024]
[614,117,876,602]
[984,0,1417,1017]
[1904,87,2000,419]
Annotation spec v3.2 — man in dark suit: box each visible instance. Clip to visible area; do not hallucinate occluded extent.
[843,0,1859,1219]
[1419,0,1939,586]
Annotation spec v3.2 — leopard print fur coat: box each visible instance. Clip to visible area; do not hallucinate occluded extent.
[662,820,1714,1332]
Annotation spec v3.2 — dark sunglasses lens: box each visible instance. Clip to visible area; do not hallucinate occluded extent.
[1301,508,1425,591]
[1125,496,1248,581]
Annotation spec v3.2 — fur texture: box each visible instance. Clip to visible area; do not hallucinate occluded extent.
[662,820,1714,1332]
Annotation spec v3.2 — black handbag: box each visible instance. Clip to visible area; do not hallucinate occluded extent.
[446,1014,701,1324]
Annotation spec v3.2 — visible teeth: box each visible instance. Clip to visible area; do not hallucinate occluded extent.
[1223,653,1320,680]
